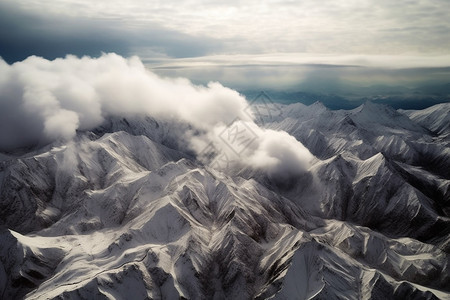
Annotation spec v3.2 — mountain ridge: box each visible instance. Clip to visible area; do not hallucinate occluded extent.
[1,101,449,299]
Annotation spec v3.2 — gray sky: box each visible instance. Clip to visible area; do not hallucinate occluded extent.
[1,0,450,93]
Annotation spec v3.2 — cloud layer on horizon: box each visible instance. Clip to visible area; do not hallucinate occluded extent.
[147,54,450,97]
[0,54,313,177]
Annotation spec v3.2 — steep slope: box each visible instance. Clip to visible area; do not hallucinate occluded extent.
[0,134,318,299]
[0,131,186,234]
[1,102,450,299]
[260,101,449,216]
[401,103,450,136]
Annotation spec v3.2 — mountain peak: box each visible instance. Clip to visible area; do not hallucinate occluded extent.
[350,101,426,133]
[309,101,327,111]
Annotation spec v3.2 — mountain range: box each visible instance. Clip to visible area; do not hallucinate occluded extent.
[1,101,449,299]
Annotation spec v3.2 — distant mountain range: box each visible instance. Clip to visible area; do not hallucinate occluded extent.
[240,83,450,110]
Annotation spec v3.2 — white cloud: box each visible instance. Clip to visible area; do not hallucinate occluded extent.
[44,109,79,140]
[0,53,314,177]
[207,121,314,177]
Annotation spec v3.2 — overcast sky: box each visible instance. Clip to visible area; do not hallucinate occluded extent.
[1,0,450,93]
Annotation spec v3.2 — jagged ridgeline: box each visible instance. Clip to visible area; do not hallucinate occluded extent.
[1,102,449,299]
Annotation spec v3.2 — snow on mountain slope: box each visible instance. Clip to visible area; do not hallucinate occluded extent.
[0,146,317,299]
[1,102,450,299]
[401,103,450,136]
[0,131,186,234]
[259,101,450,245]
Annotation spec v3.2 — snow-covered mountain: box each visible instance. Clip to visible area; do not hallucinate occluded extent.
[1,102,449,299]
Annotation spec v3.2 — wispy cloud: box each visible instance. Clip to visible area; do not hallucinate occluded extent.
[145,53,450,92]
[146,53,450,69]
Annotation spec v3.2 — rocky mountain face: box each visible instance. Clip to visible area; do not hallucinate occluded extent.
[1,102,449,299]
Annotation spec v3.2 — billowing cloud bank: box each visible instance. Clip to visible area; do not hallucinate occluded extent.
[0,53,313,175]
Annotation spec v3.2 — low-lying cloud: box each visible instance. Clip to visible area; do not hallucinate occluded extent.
[0,53,313,176]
